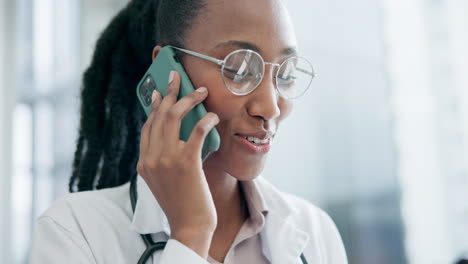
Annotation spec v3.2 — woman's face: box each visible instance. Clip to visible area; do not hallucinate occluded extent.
[175,0,297,180]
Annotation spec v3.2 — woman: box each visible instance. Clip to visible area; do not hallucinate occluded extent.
[30,0,347,263]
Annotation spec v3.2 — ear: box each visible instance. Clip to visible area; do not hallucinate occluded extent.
[152,45,162,61]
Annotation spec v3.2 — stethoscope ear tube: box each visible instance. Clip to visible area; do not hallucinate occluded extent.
[130,176,152,247]
[130,175,138,213]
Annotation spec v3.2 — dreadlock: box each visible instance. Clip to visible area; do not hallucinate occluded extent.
[69,0,206,192]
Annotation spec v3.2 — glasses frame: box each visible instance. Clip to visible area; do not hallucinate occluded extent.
[169,45,315,99]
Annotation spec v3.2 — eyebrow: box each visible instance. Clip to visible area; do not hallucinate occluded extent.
[214,40,297,56]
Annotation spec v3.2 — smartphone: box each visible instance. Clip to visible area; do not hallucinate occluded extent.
[136,46,220,161]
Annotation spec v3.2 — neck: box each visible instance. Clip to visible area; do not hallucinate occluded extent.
[202,162,249,261]
[202,163,248,226]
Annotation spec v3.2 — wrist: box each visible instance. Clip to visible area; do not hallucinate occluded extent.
[171,228,215,259]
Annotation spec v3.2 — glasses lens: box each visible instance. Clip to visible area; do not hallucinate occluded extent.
[276,57,315,99]
[222,50,264,95]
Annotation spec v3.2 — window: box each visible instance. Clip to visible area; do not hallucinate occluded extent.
[12,0,80,262]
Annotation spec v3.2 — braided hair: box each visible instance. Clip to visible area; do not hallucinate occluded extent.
[69,0,206,192]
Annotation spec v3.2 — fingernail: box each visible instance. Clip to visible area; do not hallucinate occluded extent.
[212,114,220,124]
[196,87,207,93]
[168,71,175,84]
[151,90,157,103]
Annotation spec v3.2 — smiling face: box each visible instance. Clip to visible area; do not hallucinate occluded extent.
[169,0,297,180]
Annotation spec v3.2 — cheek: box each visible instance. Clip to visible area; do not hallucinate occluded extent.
[183,60,232,115]
[278,99,294,122]
[193,73,241,120]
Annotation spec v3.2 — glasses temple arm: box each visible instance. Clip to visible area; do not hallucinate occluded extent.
[296,67,316,77]
[170,45,316,78]
[170,46,225,66]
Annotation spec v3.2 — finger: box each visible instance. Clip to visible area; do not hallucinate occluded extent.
[149,90,163,118]
[147,71,180,156]
[186,112,220,157]
[156,71,180,116]
[139,90,162,158]
[164,87,208,146]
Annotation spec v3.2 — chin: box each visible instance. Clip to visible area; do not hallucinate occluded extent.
[210,153,266,181]
[231,170,262,181]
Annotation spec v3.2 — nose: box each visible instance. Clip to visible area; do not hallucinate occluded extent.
[246,66,281,121]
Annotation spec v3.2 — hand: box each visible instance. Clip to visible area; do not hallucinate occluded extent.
[137,71,219,257]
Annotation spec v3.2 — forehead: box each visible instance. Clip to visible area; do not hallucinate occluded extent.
[185,0,297,58]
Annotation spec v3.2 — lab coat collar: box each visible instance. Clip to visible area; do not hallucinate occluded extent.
[131,175,171,235]
[131,175,309,264]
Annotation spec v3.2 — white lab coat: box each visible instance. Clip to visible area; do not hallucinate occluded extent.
[29,175,348,264]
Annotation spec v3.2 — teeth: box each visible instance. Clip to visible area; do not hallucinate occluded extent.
[246,136,269,144]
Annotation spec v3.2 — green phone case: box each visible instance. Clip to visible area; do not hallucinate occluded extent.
[136,46,220,160]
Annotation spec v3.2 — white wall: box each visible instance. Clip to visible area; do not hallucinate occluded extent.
[383,2,451,261]
[81,0,129,71]
[0,0,16,263]
[447,1,468,257]
[383,0,468,263]
[447,2,468,255]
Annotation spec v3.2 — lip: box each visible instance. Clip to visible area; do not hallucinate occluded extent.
[235,131,274,140]
[235,134,272,154]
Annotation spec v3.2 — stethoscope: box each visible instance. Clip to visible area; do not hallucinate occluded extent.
[129,176,309,264]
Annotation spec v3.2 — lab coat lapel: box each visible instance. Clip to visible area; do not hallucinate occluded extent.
[261,211,309,264]
[255,177,310,264]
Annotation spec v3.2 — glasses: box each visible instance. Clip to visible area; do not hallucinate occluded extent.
[170,45,316,99]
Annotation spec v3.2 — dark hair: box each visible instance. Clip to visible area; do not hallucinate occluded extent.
[69,0,206,192]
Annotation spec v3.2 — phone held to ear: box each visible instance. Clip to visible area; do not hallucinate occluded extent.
[136,46,221,161]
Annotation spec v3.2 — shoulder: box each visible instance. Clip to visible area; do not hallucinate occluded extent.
[31,183,146,263]
[36,182,133,236]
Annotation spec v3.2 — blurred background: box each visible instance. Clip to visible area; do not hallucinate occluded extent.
[1,0,468,263]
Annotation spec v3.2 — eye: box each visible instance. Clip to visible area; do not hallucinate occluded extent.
[224,67,247,76]
[223,67,253,83]
[276,59,299,86]
[277,70,297,86]
[278,74,297,82]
